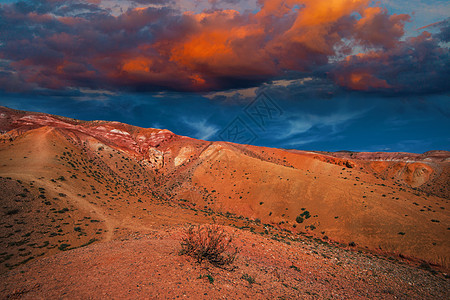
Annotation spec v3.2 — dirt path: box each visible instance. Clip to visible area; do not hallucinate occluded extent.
[52,186,118,242]
[0,128,118,241]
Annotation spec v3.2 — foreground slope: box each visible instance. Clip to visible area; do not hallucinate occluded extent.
[1,227,449,299]
[0,106,449,283]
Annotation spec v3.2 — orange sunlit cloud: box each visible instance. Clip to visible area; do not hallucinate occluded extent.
[0,0,446,93]
[338,72,391,91]
[122,57,153,73]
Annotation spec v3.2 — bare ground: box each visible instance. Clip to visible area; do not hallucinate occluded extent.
[1,226,449,299]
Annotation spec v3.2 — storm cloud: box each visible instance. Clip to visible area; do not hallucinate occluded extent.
[0,0,448,95]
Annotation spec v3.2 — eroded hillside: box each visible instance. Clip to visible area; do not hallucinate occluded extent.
[0,106,449,275]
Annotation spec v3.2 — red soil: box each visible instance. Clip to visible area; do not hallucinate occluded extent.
[0,106,449,298]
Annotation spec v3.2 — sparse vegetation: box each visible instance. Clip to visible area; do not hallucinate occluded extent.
[198,274,214,284]
[180,224,239,267]
[58,243,71,251]
[0,109,449,297]
[296,210,311,223]
[241,273,255,285]
[289,264,300,272]
[5,209,20,215]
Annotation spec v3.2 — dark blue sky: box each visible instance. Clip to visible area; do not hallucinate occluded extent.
[0,0,449,153]
[2,87,449,153]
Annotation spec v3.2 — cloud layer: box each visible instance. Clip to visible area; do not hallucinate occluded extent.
[0,0,448,94]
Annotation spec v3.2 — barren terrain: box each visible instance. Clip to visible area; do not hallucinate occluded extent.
[0,106,448,298]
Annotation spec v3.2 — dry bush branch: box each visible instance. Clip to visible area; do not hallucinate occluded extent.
[180,224,239,267]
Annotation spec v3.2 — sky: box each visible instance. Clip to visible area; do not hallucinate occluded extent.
[0,0,449,153]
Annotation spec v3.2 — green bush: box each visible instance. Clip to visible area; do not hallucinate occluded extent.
[241,273,255,284]
[296,210,311,223]
[198,274,214,284]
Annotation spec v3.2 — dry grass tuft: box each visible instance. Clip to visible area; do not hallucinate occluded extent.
[180,224,239,267]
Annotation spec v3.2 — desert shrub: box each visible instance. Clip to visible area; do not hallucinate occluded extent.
[301,210,311,219]
[289,264,300,272]
[241,273,255,284]
[58,243,70,251]
[198,274,214,284]
[180,224,239,267]
[296,210,311,223]
[6,209,19,215]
